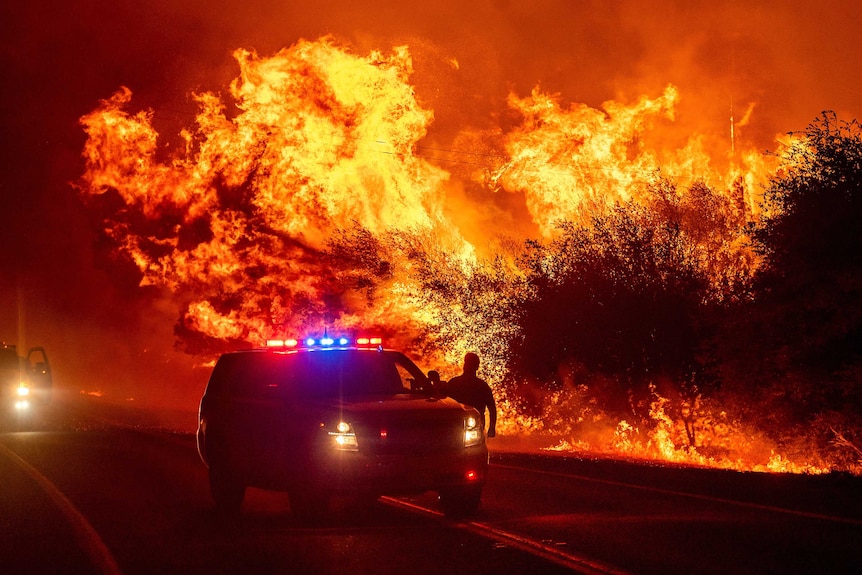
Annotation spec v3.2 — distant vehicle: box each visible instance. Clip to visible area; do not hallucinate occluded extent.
[197,336,489,519]
[0,344,52,413]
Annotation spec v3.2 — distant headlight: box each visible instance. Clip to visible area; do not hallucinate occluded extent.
[464,414,483,447]
[16,383,30,397]
[328,421,359,451]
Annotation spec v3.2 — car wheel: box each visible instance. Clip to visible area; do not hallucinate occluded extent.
[439,485,482,518]
[209,464,245,514]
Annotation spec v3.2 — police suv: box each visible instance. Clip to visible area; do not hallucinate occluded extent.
[197,336,489,519]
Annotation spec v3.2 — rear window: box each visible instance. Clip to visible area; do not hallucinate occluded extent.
[210,349,422,399]
[284,351,406,397]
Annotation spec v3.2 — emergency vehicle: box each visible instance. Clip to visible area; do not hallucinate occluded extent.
[0,344,51,415]
[196,336,488,519]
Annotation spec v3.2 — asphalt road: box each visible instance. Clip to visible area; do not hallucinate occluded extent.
[1,397,861,575]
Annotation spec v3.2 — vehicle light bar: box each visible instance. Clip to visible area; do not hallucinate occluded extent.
[265,336,383,348]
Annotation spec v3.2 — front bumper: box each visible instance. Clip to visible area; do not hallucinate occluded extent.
[308,446,489,495]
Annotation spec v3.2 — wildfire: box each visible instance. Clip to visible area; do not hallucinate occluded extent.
[501,385,833,475]
[489,85,770,236]
[77,37,849,475]
[80,38,468,344]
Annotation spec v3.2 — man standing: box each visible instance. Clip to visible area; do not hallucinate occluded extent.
[444,352,497,438]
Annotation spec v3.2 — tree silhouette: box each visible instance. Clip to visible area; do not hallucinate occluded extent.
[753,113,862,377]
[508,178,745,408]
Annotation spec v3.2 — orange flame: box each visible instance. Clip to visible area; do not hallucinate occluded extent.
[80,38,472,344]
[490,84,771,236]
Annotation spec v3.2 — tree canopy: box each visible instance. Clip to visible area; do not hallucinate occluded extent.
[753,113,862,375]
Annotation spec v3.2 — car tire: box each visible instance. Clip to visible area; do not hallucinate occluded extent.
[209,464,245,514]
[439,485,482,518]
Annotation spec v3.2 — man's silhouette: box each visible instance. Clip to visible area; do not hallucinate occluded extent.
[444,352,496,438]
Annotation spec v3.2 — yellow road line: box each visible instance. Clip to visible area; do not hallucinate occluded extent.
[380,496,630,575]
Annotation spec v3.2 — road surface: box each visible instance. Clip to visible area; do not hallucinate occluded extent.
[1,395,860,574]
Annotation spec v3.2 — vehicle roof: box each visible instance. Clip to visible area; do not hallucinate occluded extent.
[206,344,431,400]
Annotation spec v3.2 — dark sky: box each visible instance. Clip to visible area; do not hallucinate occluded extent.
[1,0,860,408]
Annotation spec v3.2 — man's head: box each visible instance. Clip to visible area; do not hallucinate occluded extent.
[463,352,480,374]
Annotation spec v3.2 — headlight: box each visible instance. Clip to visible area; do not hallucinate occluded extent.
[464,414,483,447]
[16,383,30,397]
[328,421,359,451]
